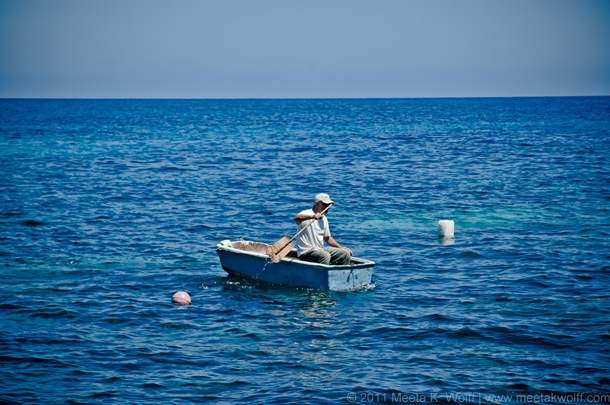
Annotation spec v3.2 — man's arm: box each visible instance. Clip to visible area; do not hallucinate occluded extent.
[324,235,352,255]
[294,212,324,225]
[324,235,342,248]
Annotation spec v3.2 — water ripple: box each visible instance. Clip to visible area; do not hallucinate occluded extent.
[1,98,609,404]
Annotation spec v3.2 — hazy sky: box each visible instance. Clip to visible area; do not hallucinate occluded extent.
[1,0,609,98]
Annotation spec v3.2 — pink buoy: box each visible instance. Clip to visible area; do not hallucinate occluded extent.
[172,291,191,305]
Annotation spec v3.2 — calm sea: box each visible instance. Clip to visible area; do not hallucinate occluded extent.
[1,98,609,404]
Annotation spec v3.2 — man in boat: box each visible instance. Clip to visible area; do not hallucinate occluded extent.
[293,193,352,265]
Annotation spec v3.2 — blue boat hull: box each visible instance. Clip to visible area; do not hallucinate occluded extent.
[216,240,375,291]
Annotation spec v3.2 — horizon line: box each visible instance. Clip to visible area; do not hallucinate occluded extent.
[1,94,609,101]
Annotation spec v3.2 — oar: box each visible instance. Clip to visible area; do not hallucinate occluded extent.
[267,203,333,263]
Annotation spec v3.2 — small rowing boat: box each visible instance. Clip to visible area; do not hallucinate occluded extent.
[216,240,375,291]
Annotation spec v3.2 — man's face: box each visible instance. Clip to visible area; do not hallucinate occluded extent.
[314,201,331,213]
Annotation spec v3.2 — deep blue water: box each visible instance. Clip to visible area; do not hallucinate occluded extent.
[1,97,609,404]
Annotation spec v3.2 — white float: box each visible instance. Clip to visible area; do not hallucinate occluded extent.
[438,220,455,245]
